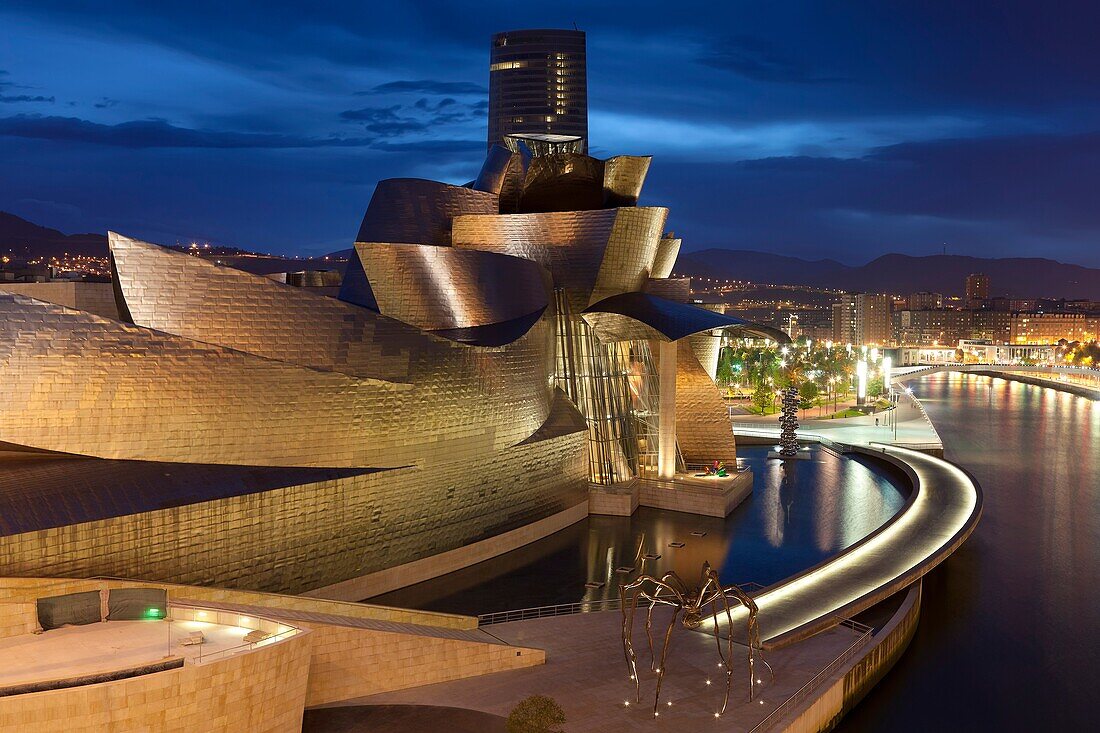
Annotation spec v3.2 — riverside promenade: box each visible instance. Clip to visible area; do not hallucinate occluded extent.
[316,443,981,731]
[732,390,943,452]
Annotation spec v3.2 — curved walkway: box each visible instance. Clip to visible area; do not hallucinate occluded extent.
[720,444,981,648]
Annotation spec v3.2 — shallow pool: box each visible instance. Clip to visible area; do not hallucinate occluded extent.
[371,445,908,616]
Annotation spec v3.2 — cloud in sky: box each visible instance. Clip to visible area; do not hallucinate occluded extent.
[0,115,373,148]
[0,1,1099,266]
[365,80,487,95]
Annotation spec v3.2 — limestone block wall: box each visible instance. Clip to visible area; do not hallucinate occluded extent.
[636,470,752,518]
[0,578,546,717]
[305,625,544,706]
[587,481,638,517]
[0,601,34,639]
[0,578,474,631]
[0,623,311,733]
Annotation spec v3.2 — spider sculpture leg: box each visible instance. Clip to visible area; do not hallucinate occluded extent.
[619,582,643,702]
[644,594,658,671]
[700,577,738,714]
[714,580,765,702]
[621,577,687,706]
[651,605,680,717]
[747,608,776,686]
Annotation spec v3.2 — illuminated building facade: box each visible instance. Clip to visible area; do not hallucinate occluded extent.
[894,308,972,347]
[966,272,990,306]
[1009,311,1088,343]
[0,137,780,595]
[488,29,588,152]
[832,293,892,346]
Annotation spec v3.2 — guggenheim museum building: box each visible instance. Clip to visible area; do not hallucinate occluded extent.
[0,135,783,599]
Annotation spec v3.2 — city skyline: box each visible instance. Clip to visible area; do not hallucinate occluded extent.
[3,2,1100,266]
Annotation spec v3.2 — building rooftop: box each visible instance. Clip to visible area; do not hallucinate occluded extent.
[0,611,292,690]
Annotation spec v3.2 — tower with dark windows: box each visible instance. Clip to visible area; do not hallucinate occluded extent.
[488,28,588,152]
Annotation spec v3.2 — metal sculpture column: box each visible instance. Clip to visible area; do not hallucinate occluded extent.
[778,386,799,456]
[771,386,809,460]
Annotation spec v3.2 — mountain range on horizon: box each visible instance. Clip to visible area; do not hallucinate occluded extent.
[674,249,1100,300]
[2,211,1097,299]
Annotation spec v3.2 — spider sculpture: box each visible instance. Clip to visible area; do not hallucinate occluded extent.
[619,561,772,717]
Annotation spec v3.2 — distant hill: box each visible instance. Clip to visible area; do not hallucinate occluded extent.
[0,211,107,258]
[675,249,1100,300]
[0,212,346,275]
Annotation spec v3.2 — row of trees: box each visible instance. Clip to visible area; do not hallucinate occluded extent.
[716,342,885,414]
[1058,339,1100,367]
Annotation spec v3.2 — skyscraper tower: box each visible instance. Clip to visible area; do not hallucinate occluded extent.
[488,29,588,152]
[966,273,990,307]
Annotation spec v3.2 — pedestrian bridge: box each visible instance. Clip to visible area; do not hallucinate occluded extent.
[893,363,1100,399]
[893,362,1098,380]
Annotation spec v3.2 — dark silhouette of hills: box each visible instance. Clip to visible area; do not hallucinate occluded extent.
[0,212,346,275]
[0,211,107,258]
[4,212,1094,298]
[675,249,1100,300]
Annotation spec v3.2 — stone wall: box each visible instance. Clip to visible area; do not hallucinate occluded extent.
[0,620,311,732]
[0,578,472,630]
[637,470,753,518]
[777,582,922,733]
[305,625,543,706]
[0,601,34,639]
[1,577,546,720]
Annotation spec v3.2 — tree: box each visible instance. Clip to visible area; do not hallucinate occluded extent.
[799,381,819,411]
[751,383,772,413]
[507,695,566,733]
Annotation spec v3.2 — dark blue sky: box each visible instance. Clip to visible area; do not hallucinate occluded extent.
[2,1,1099,265]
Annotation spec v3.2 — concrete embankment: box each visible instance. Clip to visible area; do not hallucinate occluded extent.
[774,582,923,733]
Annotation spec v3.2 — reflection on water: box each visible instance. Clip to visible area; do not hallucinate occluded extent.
[371,445,907,615]
[839,373,1100,732]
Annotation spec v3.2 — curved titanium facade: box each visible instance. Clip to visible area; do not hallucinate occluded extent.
[355,242,550,342]
[519,154,605,212]
[19,237,562,467]
[581,291,792,343]
[453,206,668,312]
[603,155,652,207]
[651,236,682,279]
[355,178,498,247]
[675,339,738,463]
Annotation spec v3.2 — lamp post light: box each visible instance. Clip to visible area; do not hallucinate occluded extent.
[856,360,868,405]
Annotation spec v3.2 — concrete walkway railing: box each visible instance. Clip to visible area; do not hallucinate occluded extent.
[477,583,768,626]
[749,618,873,733]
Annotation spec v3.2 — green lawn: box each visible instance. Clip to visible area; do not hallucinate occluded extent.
[822,408,865,419]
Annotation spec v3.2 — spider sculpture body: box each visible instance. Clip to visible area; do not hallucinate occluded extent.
[619,561,772,717]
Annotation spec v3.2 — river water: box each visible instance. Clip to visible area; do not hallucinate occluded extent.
[372,445,907,615]
[839,372,1100,731]
[374,372,1099,729]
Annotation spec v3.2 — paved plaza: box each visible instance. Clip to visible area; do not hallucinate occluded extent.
[324,610,864,732]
